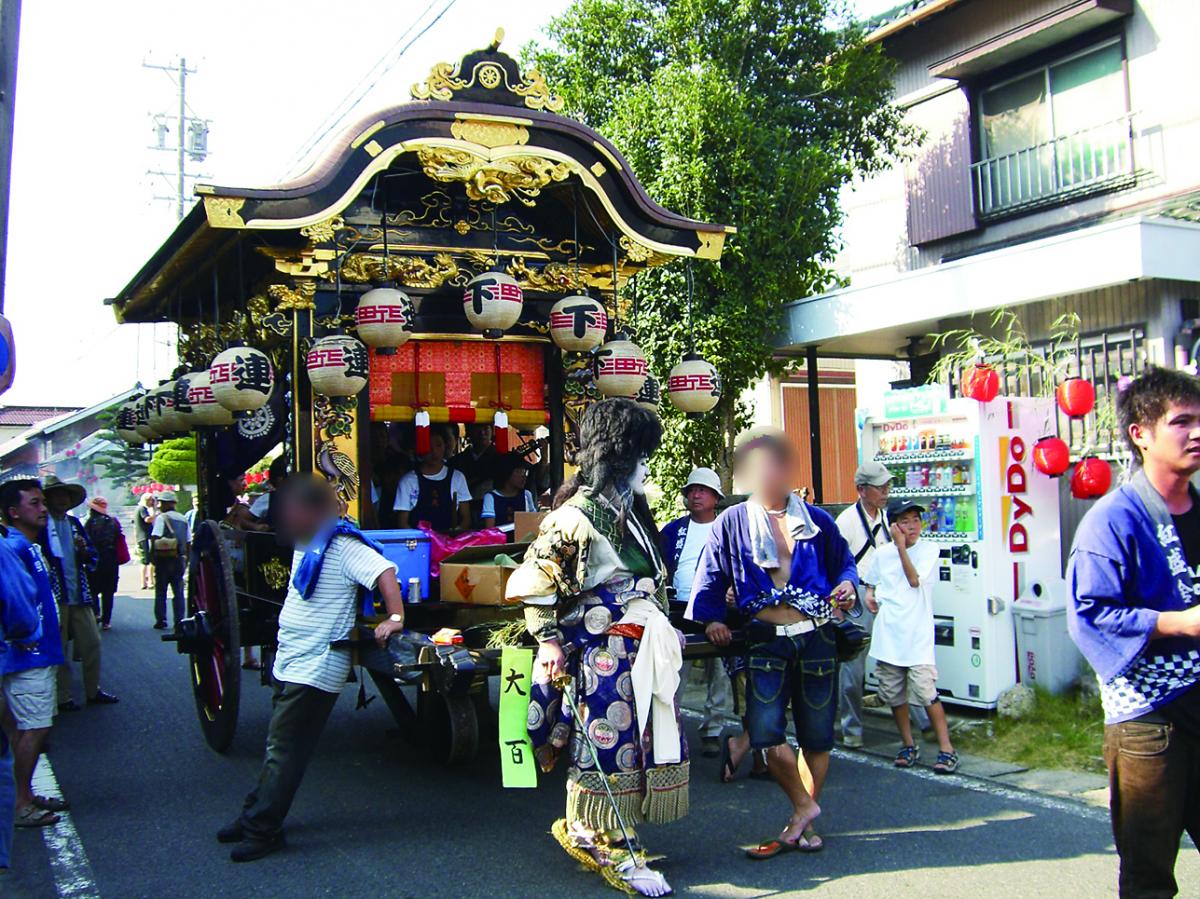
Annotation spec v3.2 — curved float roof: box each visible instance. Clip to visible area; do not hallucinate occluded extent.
[111,32,731,323]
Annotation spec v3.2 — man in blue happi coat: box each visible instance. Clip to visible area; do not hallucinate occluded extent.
[1069,367,1200,898]
[687,428,856,856]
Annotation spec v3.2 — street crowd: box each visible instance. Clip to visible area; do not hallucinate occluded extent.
[1,368,1200,898]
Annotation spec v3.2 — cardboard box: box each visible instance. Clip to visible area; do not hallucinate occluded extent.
[439,542,530,606]
[513,511,547,543]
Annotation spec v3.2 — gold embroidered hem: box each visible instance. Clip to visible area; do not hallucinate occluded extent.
[566,761,690,832]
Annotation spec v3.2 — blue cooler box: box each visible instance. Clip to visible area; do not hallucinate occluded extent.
[365,529,432,608]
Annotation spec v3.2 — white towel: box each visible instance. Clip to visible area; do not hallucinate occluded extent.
[747,492,820,569]
[618,591,682,765]
[46,517,66,560]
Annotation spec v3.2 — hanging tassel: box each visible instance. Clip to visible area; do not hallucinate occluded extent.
[494,409,510,454]
[415,409,431,456]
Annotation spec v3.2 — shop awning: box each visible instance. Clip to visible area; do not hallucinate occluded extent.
[775,215,1200,357]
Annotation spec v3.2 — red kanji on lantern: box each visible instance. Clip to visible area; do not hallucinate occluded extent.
[1071,457,1111,499]
[960,364,1000,403]
[1056,378,1095,418]
[1033,436,1070,477]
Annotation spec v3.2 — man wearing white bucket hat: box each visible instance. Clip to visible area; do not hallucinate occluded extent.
[662,467,730,756]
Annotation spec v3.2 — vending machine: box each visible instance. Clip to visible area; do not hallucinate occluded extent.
[859,387,1065,709]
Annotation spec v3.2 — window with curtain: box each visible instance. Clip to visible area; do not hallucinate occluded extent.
[975,41,1129,215]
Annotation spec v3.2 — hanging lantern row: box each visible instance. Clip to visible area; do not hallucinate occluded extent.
[635,374,660,413]
[356,287,414,354]
[464,270,524,339]
[1032,436,1070,477]
[307,334,369,397]
[210,345,274,416]
[667,353,721,417]
[961,363,1000,404]
[550,295,607,353]
[1071,456,1111,499]
[1056,377,1095,418]
[595,337,648,398]
[187,371,235,427]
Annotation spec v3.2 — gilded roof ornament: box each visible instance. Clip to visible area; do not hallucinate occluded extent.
[411,29,564,113]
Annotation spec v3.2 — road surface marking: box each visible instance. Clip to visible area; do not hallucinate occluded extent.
[31,756,100,898]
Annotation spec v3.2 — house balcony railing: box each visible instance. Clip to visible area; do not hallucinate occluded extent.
[971,113,1140,219]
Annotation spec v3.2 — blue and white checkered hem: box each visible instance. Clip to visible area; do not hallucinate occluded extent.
[1100,648,1200,722]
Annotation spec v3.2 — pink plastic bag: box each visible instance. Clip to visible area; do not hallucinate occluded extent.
[418,524,508,577]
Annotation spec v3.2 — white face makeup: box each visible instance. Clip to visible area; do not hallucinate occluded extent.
[629,458,650,495]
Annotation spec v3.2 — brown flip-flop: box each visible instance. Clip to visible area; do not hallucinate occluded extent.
[15,805,59,828]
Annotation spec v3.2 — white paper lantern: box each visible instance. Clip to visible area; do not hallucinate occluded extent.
[549,295,607,352]
[355,287,415,352]
[635,373,661,413]
[173,376,196,430]
[667,353,722,415]
[595,338,649,397]
[115,403,143,444]
[185,371,235,427]
[134,394,157,441]
[158,381,185,434]
[463,270,523,338]
[210,346,274,414]
[307,335,369,397]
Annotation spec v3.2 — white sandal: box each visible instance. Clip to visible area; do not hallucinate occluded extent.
[614,857,672,897]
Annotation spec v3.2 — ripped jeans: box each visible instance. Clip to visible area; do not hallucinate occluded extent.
[744,621,838,752]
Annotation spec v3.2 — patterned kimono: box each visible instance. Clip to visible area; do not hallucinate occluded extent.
[507,492,689,835]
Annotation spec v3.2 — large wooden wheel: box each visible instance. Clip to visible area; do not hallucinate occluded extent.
[187,520,241,753]
[417,687,480,766]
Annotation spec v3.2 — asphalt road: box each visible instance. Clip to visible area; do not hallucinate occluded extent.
[6,580,1198,898]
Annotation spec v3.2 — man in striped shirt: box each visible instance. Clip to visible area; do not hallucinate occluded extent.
[218,475,405,862]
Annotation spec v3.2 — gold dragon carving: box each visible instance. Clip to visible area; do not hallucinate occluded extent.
[338,252,460,288]
[416,147,571,207]
[268,281,317,311]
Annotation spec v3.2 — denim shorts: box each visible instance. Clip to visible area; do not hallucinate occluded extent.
[744,623,838,751]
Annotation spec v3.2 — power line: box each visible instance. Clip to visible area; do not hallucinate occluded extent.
[144,57,210,221]
[285,0,458,175]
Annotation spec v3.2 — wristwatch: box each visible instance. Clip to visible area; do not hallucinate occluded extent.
[388,613,404,624]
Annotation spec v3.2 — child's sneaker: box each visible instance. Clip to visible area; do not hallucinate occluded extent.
[894,745,919,768]
[933,750,959,774]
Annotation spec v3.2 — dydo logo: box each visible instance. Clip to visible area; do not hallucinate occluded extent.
[998,403,1034,602]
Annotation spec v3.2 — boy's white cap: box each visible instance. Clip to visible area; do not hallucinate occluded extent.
[682,467,724,499]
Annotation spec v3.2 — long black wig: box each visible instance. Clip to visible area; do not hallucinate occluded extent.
[555,397,662,542]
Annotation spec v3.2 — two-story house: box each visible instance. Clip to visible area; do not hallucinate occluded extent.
[771,0,1200,544]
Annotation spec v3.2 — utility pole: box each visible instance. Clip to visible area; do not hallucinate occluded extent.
[144,56,208,221]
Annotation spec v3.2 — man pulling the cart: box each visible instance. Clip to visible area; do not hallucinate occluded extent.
[217,475,406,862]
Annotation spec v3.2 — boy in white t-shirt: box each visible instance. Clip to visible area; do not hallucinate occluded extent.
[863,499,958,774]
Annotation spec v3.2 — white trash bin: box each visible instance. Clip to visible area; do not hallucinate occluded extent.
[1013,582,1081,695]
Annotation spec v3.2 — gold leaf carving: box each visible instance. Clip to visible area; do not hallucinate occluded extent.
[204,196,246,228]
[299,216,345,244]
[450,118,530,149]
[260,557,291,592]
[268,281,317,311]
[411,62,469,102]
[339,252,459,288]
[507,257,588,292]
[417,147,570,207]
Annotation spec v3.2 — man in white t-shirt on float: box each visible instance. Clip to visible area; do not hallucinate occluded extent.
[394,423,473,533]
[834,462,930,747]
[662,467,730,757]
[218,475,405,862]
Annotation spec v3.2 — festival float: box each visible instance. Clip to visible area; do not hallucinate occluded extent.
[107,33,730,761]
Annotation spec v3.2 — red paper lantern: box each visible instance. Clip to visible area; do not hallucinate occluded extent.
[960,364,1000,403]
[1033,436,1070,477]
[667,353,722,416]
[463,270,524,339]
[594,338,649,397]
[1071,457,1112,499]
[1056,377,1095,418]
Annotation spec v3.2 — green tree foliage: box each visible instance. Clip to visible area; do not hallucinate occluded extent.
[91,410,150,491]
[148,435,198,487]
[526,0,911,511]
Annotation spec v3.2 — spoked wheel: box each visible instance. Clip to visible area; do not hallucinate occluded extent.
[417,688,480,766]
[187,520,241,752]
